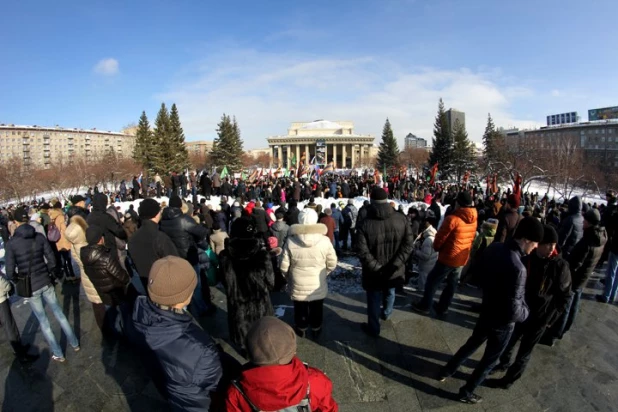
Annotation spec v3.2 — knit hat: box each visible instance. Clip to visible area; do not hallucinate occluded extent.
[138,199,161,220]
[169,195,182,208]
[456,191,473,207]
[513,217,544,243]
[71,195,86,205]
[86,225,105,245]
[13,207,29,223]
[584,208,601,225]
[348,199,354,205]
[541,225,559,245]
[371,187,388,202]
[324,208,332,216]
[298,208,319,225]
[148,256,197,306]
[245,316,296,366]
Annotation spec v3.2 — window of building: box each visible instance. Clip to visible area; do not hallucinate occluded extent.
[596,130,599,134]
[602,129,606,134]
[610,129,614,134]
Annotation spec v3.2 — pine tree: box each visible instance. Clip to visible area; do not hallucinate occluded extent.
[169,103,190,172]
[210,114,244,173]
[153,103,171,174]
[482,113,502,170]
[451,120,476,181]
[132,111,155,173]
[376,118,400,170]
[428,98,454,179]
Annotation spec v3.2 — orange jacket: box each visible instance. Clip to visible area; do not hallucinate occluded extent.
[433,207,478,267]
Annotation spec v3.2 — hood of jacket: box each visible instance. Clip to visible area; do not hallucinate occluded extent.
[131,296,191,349]
[453,206,478,224]
[584,225,607,247]
[289,223,328,247]
[368,202,394,220]
[92,193,109,212]
[13,223,36,240]
[162,206,183,221]
[226,237,261,260]
[271,221,288,233]
[237,357,309,411]
[422,225,437,238]
[568,196,583,215]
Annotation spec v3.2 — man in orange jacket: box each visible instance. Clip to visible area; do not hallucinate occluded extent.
[412,191,478,316]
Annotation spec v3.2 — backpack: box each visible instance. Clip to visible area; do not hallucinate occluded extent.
[231,364,311,412]
[47,221,61,243]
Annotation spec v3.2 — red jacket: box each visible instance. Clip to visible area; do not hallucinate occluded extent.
[319,216,336,243]
[434,207,478,267]
[226,357,338,411]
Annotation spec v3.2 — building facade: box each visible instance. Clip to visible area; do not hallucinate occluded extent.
[185,140,213,157]
[446,108,465,133]
[404,133,427,149]
[0,124,135,168]
[547,111,578,126]
[267,120,375,168]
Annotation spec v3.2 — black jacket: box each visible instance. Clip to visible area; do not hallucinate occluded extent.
[522,251,572,326]
[160,207,209,265]
[568,225,607,291]
[130,296,222,411]
[80,244,131,306]
[285,206,300,226]
[200,174,212,196]
[355,202,414,291]
[66,205,89,220]
[220,182,233,196]
[128,220,179,279]
[606,206,618,254]
[479,240,529,326]
[558,196,584,257]
[87,194,127,252]
[5,224,56,293]
[494,207,522,244]
[252,207,269,234]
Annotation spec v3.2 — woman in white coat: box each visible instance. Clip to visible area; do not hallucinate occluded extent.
[411,210,439,292]
[281,208,337,338]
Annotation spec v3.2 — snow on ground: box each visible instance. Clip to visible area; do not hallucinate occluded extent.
[501,182,607,205]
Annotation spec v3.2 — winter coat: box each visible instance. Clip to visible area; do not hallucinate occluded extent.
[331,208,344,232]
[49,208,71,251]
[270,220,290,249]
[341,182,350,198]
[433,207,478,268]
[160,207,209,266]
[215,212,228,234]
[252,207,269,234]
[219,238,275,348]
[209,229,228,255]
[478,240,529,326]
[265,207,276,227]
[494,207,522,244]
[226,357,337,412]
[200,174,212,196]
[87,194,128,252]
[130,296,222,412]
[66,205,89,220]
[65,218,102,304]
[80,244,131,307]
[128,220,179,279]
[606,206,618,255]
[342,204,358,229]
[319,216,336,243]
[285,206,300,226]
[221,182,233,196]
[412,225,438,277]
[568,225,607,290]
[558,196,584,257]
[5,224,56,293]
[281,223,337,301]
[293,182,301,201]
[29,220,47,238]
[407,215,421,240]
[355,202,414,291]
[522,250,572,326]
[212,174,221,188]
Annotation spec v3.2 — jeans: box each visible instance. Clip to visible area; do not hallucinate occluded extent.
[419,261,462,313]
[27,285,79,358]
[366,288,396,335]
[603,251,618,302]
[443,318,514,395]
[333,231,340,250]
[294,299,324,330]
[499,319,546,383]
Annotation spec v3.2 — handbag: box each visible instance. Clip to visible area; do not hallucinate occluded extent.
[47,221,61,243]
[16,240,37,298]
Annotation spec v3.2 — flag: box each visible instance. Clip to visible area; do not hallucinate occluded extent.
[241,171,247,180]
[297,152,306,176]
[492,174,498,194]
[429,162,439,186]
[463,171,470,184]
[291,153,297,166]
[322,162,334,175]
[284,170,290,178]
[220,166,229,179]
[513,173,522,204]
[248,169,258,181]
[274,167,282,177]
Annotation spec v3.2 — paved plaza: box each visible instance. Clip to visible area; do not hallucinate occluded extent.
[0,271,617,412]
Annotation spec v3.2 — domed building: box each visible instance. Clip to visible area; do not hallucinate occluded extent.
[267,120,375,169]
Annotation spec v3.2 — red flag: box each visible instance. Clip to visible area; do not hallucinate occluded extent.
[429,162,439,186]
[513,173,522,204]
[491,174,498,194]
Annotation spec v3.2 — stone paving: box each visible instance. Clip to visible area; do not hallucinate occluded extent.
[1,273,617,412]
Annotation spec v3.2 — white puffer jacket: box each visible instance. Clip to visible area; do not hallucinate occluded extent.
[281,222,337,301]
[413,225,438,277]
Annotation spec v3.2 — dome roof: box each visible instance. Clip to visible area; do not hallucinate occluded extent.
[300,120,343,130]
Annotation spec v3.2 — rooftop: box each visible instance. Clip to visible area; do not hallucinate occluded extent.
[299,120,344,130]
[0,124,132,136]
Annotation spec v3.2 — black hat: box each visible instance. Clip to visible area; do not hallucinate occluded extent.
[71,195,86,205]
[514,217,544,243]
[457,191,473,207]
[86,226,105,246]
[230,217,256,239]
[541,225,558,245]
[13,207,29,223]
[371,187,388,202]
[584,208,601,225]
[138,199,161,220]
[169,195,183,208]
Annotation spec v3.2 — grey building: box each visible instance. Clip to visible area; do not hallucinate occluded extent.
[446,108,465,134]
[404,133,427,149]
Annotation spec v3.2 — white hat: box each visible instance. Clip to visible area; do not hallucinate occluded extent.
[298,208,318,225]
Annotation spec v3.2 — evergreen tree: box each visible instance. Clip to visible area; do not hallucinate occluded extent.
[451,120,476,181]
[132,111,155,190]
[169,103,190,172]
[482,113,502,170]
[376,118,400,170]
[428,98,453,179]
[210,114,244,172]
[153,103,171,174]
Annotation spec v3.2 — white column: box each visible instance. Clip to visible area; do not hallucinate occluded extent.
[286,145,291,169]
[296,145,300,167]
[333,144,337,168]
[351,144,356,168]
[278,146,282,167]
[342,144,347,169]
[324,143,328,166]
[305,144,309,165]
[358,144,363,167]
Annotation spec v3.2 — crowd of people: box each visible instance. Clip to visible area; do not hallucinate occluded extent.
[0,170,617,409]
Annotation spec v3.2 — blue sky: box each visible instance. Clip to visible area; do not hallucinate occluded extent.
[2,0,617,147]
